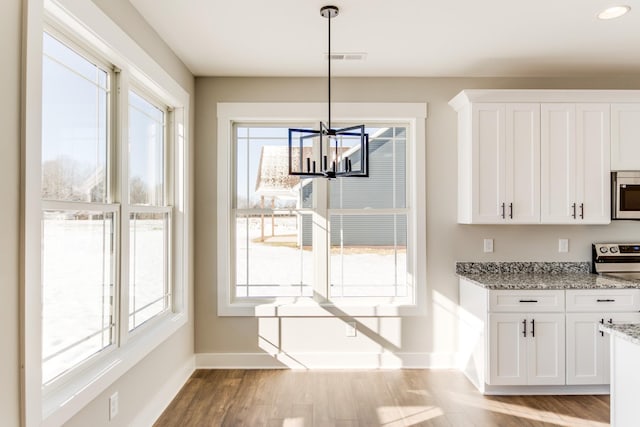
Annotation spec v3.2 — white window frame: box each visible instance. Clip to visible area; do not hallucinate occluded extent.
[22,1,191,426]
[217,102,427,317]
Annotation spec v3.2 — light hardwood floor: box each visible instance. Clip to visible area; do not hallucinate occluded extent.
[154,369,610,427]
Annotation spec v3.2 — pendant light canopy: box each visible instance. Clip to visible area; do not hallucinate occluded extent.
[288,5,369,179]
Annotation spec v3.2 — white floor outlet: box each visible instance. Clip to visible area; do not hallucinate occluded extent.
[109,392,119,420]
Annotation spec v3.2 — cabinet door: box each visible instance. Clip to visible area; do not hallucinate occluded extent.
[541,104,576,223]
[611,103,640,171]
[566,313,607,385]
[505,104,540,223]
[472,103,506,223]
[576,104,610,224]
[602,313,640,384]
[488,313,527,385]
[527,313,565,385]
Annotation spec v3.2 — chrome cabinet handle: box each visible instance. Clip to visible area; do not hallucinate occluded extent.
[580,203,584,219]
[501,203,506,219]
[509,203,513,219]
[572,203,577,219]
[522,319,527,337]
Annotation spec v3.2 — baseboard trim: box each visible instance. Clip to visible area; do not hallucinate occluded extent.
[132,356,195,426]
[482,384,610,395]
[195,352,460,369]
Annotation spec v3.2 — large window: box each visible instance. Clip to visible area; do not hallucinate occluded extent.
[234,125,408,300]
[218,103,427,316]
[40,31,178,386]
[24,3,189,425]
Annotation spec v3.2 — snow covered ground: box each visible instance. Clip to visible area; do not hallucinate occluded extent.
[42,217,166,384]
[236,215,407,298]
[41,214,407,383]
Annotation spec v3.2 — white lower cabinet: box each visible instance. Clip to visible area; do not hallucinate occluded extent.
[566,312,640,385]
[459,278,640,392]
[489,313,565,385]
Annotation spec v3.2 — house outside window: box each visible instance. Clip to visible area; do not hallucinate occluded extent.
[217,103,427,317]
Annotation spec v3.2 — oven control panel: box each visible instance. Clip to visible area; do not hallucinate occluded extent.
[593,243,640,257]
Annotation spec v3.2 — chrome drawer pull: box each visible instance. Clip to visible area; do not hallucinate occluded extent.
[596,299,615,302]
[519,299,538,303]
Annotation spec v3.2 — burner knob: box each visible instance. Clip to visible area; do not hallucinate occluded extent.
[610,246,619,254]
[599,247,608,253]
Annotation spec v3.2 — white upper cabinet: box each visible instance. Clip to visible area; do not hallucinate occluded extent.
[611,103,640,171]
[457,102,540,224]
[450,90,619,225]
[540,103,610,224]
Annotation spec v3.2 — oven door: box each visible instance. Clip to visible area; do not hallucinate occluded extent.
[616,174,640,219]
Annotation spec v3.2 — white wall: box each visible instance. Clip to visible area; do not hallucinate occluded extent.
[2,0,22,424]
[195,76,640,364]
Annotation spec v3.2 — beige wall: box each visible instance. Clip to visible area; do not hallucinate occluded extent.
[195,76,640,359]
[3,0,22,424]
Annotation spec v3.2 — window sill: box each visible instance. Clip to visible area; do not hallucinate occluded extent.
[41,312,187,427]
[218,299,425,317]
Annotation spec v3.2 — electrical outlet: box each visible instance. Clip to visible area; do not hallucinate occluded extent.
[109,392,119,420]
[483,238,494,253]
[345,321,357,337]
[559,238,569,253]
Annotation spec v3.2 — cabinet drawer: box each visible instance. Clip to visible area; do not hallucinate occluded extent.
[489,290,565,312]
[566,289,640,312]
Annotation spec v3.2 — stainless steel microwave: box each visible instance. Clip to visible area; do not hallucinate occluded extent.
[612,172,640,220]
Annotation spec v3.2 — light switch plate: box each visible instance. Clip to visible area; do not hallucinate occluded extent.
[483,238,494,253]
[559,238,569,253]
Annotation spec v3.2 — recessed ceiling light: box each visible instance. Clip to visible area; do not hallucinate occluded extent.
[597,5,631,20]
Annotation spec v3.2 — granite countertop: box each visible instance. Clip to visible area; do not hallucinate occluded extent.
[600,323,640,346]
[456,261,640,290]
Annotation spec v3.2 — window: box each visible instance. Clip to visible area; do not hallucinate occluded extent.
[126,89,171,331]
[41,31,116,384]
[24,3,190,422]
[41,31,178,384]
[234,125,408,300]
[218,103,427,316]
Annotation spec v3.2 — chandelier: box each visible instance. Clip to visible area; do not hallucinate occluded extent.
[288,5,369,179]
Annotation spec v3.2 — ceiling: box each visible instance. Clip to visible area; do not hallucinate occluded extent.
[128,0,640,78]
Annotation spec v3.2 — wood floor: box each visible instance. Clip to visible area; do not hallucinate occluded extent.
[154,369,610,427]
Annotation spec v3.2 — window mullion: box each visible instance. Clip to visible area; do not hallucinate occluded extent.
[312,178,330,301]
[117,70,130,347]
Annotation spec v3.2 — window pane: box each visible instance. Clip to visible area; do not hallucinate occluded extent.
[330,127,406,209]
[236,213,312,297]
[329,214,407,298]
[129,212,169,330]
[42,32,108,202]
[235,126,311,210]
[42,211,114,384]
[129,91,165,206]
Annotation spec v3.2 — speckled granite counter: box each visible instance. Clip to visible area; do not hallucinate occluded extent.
[457,261,640,290]
[600,323,640,346]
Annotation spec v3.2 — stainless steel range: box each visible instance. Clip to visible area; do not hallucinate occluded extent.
[592,243,640,280]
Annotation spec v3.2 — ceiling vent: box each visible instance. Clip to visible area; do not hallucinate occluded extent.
[325,52,367,61]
